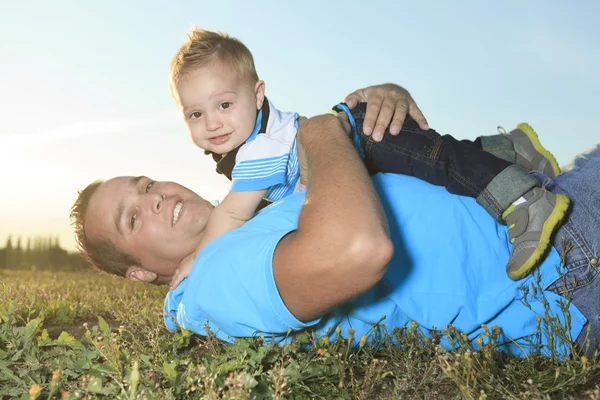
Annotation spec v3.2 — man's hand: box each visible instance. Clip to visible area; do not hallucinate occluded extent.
[344,83,429,142]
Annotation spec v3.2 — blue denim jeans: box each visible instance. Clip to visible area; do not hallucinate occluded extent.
[539,144,600,356]
[348,103,538,220]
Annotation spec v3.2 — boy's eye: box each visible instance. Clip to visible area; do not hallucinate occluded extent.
[130,213,137,229]
[145,181,155,193]
[220,102,231,110]
[189,112,202,119]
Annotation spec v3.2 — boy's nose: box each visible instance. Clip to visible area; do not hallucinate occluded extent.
[205,113,223,131]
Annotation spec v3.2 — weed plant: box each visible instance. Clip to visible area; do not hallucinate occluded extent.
[1,268,599,399]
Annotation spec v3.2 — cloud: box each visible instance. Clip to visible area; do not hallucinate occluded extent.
[0,109,182,146]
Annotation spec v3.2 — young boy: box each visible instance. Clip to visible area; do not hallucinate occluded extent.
[168,27,569,288]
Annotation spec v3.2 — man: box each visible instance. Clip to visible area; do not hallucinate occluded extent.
[72,85,600,357]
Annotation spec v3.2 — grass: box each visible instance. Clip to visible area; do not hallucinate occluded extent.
[1,267,600,399]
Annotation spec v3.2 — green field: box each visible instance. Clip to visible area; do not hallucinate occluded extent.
[1,268,599,399]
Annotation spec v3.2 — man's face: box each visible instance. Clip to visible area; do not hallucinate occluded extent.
[176,63,265,154]
[85,176,214,281]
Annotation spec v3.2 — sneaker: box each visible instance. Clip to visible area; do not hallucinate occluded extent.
[499,123,561,177]
[503,187,570,280]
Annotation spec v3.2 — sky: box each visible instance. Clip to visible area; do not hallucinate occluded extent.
[1,0,599,252]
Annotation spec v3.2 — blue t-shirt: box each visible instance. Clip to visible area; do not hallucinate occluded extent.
[164,173,586,357]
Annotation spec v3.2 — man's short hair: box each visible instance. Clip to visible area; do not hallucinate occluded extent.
[70,180,140,277]
[169,26,259,106]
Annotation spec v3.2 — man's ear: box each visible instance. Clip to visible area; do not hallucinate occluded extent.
[255,80,265,110]
[125,266,157,283]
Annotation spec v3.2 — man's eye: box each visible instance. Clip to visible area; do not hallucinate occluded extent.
[220,102,231,110]
[145,181,155,193]
[189,112,202,119]
[130,213,137,229]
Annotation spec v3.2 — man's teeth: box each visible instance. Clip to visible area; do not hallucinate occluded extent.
[172,202,183,226]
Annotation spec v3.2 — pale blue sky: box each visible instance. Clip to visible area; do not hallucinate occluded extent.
[1,1,598,251]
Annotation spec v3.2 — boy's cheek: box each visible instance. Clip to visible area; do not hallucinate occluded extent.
[187,126,205,147]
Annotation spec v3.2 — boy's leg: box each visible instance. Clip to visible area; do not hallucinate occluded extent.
[459,135,517,165]
[477,134,516,163]
[480,124,562,177]
[344,103,569,280]
[345,103,537,220]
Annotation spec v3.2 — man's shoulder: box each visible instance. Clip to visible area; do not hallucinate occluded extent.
[163,195,306,338]
[190,192,305,267]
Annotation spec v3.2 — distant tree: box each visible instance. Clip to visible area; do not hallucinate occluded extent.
[33,236,41,264]
[35,236,49,268]
[0,234,91,271]
[14,236,23,268]
[4,235,14,268]
[49,235,68,267]
[23,237,32,267]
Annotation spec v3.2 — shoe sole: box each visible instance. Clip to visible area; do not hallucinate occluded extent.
[507,194,570,280]
[516,123,562,177]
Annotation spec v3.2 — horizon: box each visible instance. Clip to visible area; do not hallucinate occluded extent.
[1,1,599,252]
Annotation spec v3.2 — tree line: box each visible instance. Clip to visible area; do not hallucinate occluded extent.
[0,235,89,270]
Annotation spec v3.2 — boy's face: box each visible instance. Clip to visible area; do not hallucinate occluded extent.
[176,63,265,154]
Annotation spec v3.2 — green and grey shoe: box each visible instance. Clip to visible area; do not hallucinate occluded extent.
[499,123,561,177]
[503,187,570,280]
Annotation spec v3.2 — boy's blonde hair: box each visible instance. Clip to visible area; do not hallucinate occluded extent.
[169,27,259,105]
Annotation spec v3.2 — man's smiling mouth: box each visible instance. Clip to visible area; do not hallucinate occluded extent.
[172,201,183,226]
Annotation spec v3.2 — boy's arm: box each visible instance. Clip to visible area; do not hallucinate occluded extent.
[170,189,266,289]
[208,189,268,234]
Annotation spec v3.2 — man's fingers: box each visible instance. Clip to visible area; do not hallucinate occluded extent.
[344,93,359,109]
[344,89,367,110]
[409,102,429,131]
[362,94,384,136]
[345,84,428,140]
[372,98,399,141]
[389,101,409,135]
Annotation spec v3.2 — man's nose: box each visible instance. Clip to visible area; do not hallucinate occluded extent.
[205,113,223,131]
[147,192,166,214]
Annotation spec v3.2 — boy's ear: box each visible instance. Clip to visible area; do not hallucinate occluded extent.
[125,266,157,283]
[255,80,265,110]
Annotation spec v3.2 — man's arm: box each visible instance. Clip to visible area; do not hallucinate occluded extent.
[273,114,394,322]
